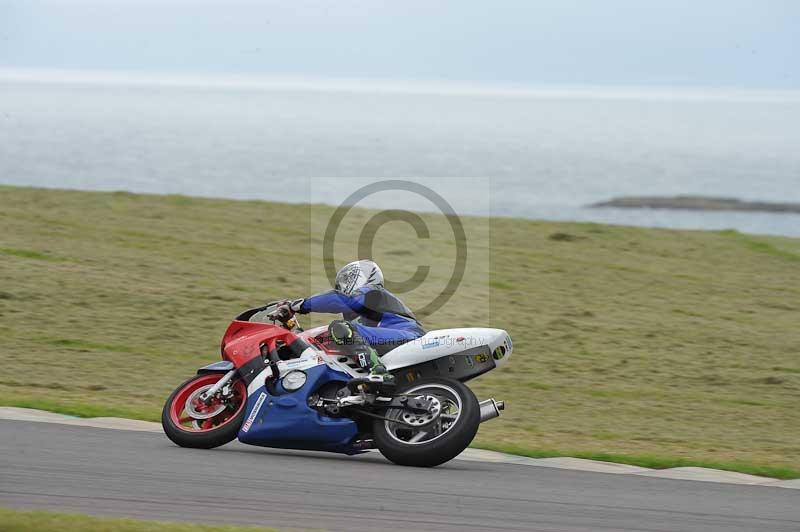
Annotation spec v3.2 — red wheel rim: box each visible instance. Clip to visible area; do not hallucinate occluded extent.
[169,374,247,433]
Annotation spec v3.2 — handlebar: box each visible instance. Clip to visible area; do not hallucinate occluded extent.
[234,300,302,332]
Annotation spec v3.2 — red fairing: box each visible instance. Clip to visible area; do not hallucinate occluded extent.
[220,320,301,368]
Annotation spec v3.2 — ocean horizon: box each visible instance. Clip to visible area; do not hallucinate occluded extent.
[2,69,799,236]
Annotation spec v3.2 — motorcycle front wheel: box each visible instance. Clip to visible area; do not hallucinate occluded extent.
[162,373,247,449]
[373,378,480,467]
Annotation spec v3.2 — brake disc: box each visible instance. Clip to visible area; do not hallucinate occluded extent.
[184,385,227,420]
[398,395,442,427]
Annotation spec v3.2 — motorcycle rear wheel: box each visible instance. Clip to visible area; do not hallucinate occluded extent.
[373,378,480,467]
[162,373,247,449]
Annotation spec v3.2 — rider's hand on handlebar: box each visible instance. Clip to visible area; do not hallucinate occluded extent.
[268,303,294,322]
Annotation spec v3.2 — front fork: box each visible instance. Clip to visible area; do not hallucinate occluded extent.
[199,369,236,403]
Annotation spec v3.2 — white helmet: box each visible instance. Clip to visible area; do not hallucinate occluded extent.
[335,260,384,295]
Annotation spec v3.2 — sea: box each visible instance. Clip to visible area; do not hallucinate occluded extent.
[1,70,799,237]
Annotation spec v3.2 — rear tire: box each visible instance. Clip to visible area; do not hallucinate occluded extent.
[373,378,480,467]
[162,374,246,449]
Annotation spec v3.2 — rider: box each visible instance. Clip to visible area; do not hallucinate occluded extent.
[270,260,425,383]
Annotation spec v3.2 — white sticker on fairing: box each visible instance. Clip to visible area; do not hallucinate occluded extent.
[246,368,270,397]
[241,392,267,433]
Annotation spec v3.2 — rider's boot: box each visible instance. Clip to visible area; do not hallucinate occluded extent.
[328,320,395,388]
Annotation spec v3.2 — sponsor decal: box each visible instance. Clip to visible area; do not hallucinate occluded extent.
[422,335,450,349]
[506,335,513,351]
[358,352,368,368]
[475,353,490,363]
[241,392,267,433]
[284,357,319,369]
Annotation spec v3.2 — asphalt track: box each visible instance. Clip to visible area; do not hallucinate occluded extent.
[1,420,798,532]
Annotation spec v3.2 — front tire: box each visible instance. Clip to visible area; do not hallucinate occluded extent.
[162,373,247,449]
[373,378,480,467]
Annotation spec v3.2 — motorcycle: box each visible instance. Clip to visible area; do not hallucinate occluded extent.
[162,301,512,467]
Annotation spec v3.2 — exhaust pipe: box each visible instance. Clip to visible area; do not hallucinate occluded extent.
[479,398,505,422]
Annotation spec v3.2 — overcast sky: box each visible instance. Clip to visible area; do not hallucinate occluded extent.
[0,0,797,88]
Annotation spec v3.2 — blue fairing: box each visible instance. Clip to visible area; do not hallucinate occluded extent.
[237,364,360,454]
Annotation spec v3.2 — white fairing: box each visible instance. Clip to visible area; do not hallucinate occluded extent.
[380,328,513,371]
[246,328,513,397]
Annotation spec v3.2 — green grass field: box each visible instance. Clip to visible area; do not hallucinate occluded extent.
[2,186,799,477]
[0,508,282,532]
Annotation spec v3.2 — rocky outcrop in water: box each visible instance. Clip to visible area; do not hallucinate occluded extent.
[589,195,800,214]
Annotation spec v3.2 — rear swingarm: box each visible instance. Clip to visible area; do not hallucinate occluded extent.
[349,408,427,428]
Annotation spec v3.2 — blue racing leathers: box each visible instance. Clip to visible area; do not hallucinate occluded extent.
[298,286,425,354]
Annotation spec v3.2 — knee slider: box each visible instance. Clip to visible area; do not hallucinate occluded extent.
[328,320,354,344]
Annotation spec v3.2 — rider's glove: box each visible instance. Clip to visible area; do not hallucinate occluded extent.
[268,298,304,321]
[289,298,305,313]
[269,304,294,322]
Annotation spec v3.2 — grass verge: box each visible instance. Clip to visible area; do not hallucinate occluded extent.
[0,508,283,532]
